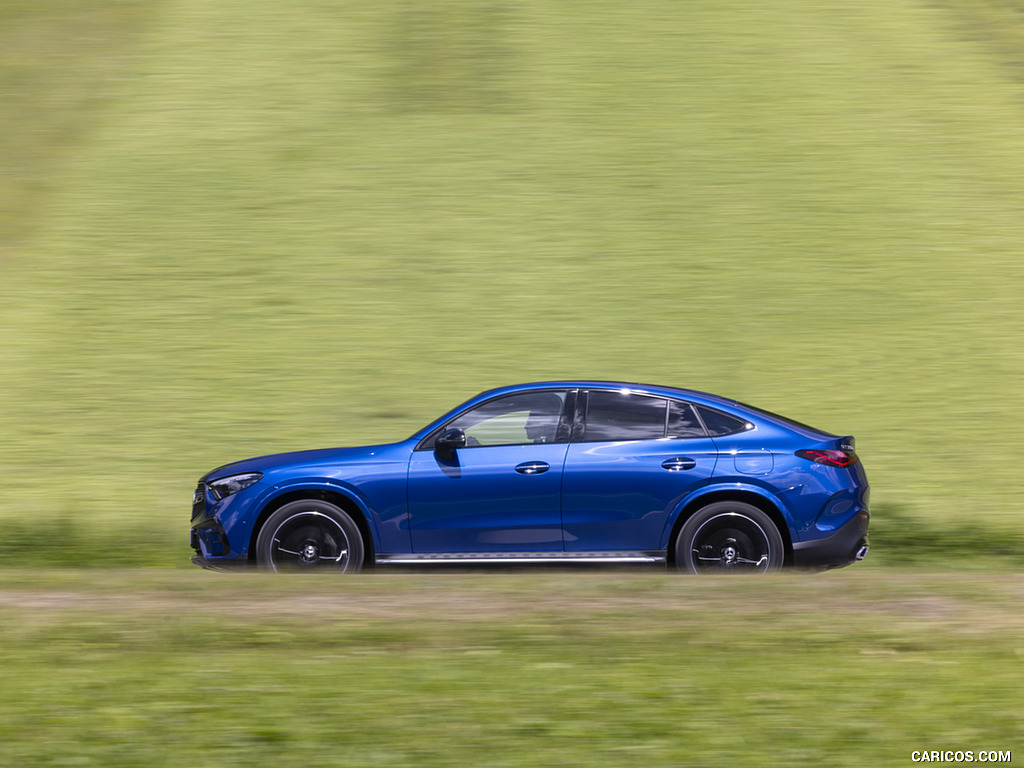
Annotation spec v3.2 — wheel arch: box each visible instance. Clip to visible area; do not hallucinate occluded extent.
[248,487,377,567]
[665,489,794,567]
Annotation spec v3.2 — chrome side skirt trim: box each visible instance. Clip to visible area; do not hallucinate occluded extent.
[376,551,666,565]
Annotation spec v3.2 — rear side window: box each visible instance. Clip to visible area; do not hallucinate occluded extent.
[667,401,706,438]
[696,405,751,437]
[584,391,667,442]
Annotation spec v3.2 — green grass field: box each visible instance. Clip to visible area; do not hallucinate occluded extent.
[1,569,1021,766]
[2,3,1023,763]
[3,0,1024,566]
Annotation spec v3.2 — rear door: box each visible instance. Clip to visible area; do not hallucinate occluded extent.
[560,390,719,551]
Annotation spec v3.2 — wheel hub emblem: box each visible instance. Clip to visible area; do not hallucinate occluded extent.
[302,544,319,563]
[722,545,738,564]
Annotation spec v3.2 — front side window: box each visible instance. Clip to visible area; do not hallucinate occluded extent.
[583,391,668,442]
[446,391,568,447]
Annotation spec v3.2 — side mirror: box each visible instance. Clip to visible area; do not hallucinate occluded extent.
[435,428,466,460]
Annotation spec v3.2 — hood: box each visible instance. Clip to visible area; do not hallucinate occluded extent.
[200,443,403,482]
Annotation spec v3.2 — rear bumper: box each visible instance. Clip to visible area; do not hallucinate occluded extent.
[792,509,870,568]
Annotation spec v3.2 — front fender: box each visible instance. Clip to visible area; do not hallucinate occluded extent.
[251,479,392,555]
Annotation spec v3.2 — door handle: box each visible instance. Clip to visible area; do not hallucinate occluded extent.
[515,461,550,475]
[661,457,697,471]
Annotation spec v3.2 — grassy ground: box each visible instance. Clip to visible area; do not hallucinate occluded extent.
[2,0,1024,567]
[1,569,1020,766]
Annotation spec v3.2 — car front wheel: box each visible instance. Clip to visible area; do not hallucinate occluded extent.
[676,501,784,574]
[256,500,365,573]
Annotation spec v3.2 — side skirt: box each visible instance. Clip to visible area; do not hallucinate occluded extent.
[376,551,667,565]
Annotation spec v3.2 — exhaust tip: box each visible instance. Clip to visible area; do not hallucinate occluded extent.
[854,542,869,561]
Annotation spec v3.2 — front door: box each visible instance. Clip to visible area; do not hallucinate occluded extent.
[408,390,571,553]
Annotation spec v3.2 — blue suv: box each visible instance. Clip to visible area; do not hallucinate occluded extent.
[190,382,870,573]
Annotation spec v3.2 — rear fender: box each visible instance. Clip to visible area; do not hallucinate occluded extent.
[660,482,797,555]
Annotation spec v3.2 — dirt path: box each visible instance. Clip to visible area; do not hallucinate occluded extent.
[0,570,1021,635]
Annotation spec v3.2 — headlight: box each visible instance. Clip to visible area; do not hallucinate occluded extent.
[207,472,263,500]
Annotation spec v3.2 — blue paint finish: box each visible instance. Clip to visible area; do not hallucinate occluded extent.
[562,438,718,551]
[190,381,870,571]
[193,441,415,558]
[408,443,569,552]
[733,449,774,475]
[657,481,799,551]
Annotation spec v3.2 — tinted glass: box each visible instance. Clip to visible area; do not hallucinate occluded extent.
[667,401,706,438]
[696,405,750,436]
[584,391,667,442]
[448,391,567,447]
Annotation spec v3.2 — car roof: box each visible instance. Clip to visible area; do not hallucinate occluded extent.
[472,381,740,407]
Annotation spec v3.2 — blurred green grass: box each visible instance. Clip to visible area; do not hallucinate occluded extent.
[1,569,1021,766]
[2,0,1024,565]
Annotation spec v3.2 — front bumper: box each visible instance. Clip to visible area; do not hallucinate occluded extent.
[190,478,264,563]
[190,516,231,558]
[792,509,870,568]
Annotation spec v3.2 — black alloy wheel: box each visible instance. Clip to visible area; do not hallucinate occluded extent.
[676,501,784,574]
[256,500,364,573]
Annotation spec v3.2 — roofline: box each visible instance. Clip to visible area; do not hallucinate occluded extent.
[473,380,737,403]
[407,380,745,440]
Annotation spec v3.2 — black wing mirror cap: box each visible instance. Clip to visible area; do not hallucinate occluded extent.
[435,428,467,459]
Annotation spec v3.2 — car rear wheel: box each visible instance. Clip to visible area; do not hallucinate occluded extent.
[676,501,784,574]
[256,500,364,573]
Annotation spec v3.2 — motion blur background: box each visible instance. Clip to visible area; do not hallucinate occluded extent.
[4,0,1023,565]
[1,1,1022,764]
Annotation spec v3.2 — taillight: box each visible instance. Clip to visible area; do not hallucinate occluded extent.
[795,449,859,467]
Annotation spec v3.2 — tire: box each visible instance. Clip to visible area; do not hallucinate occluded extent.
[675,501,784,574]
[255,500,365,573]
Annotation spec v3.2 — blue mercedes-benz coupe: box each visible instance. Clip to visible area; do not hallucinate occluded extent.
[190,382,869,574]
